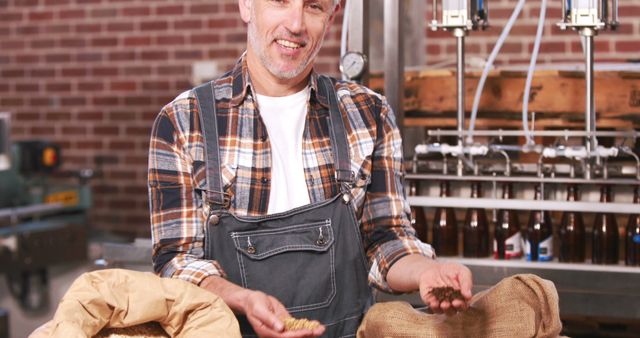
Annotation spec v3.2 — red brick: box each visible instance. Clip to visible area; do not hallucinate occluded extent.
[29,97,50,106]
[175,50,203,59]
[31,126,56,135]
[208,18,239,29]
[1,40,26,49]
[77,52,103,62]
[124,36,152,47]
[1,98,25,107]
[16,25,40,35]
[47,24,71,34]
[61,97,87,106]
[142,81,171,91]
[62,67,88,77]
[156,5,184,16]
[15,112,40,121]
[110,81,137,91]
[91,8,118,18]
[77,111,104,121]
[46,53,72,63]
[125,126,151,136]
[91,37,119,47]
[59,9,85,19]
[140,50,169,61]
[28,11,54,21]
[92,67,119,76]
[46,83,72,92]
[94,126,120,136]
[191,33,220,44]
[61,126,88,135]
[107,22,135,32]
[108,51,136,61]
[156,35,185,45]
[190,4,219,14]
[108,111,136,121]
[76,140,103,150]
[141,21,169,31]
[615,41,640,53]
[174,19,202,30]
[15,54,40,64]
[15,83,39,92]
[124,66,152,76]
[2,69,26,78]
[124,96,153,106]
[122,7,151,16]
[46,112,72,121]
[75,23,102,33]
[60,38,86,48]
[93,96,121,105]
[31,39,56,48]
[108,141,136,150]
[0,12,23,22]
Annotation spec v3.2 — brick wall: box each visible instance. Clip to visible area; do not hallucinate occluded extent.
[1,0,638,235]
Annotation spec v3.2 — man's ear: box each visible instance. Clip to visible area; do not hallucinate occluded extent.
[327,2,341,25]
[238,0,252,23]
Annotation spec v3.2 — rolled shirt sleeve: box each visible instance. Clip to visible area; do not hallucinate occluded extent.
[148,96,226,286]
[360,96,435,293]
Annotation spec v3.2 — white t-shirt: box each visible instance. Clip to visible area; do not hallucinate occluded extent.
[256,87,311,214]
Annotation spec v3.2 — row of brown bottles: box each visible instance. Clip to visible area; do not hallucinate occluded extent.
[408,180,640,266]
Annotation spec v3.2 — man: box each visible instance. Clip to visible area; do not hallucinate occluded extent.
[148,1,473,337]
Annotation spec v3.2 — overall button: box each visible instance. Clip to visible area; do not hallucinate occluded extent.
[261,177,268,184]
[208,214,219,225]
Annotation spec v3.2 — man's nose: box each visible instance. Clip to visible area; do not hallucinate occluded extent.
[284,3,305,34]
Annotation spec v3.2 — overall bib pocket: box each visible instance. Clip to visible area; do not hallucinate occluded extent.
[231,220,336,312]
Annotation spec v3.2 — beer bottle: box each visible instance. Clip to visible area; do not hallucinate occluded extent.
[433,181,458,256]
[625,186,640,266]
[408,180,428,243]
[494,182,522,259]
[592,185,619,264]
[525,184,553,261]
[463,182,489,257]
[559,185,586,263]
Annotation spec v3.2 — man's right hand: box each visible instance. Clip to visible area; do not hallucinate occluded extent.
[201,276,325,338]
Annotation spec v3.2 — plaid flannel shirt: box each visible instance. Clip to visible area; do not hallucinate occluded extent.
[148,56,434,292]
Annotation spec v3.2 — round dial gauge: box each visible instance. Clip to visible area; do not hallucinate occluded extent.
[340,51,367,80]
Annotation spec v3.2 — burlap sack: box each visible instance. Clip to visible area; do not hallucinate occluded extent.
[29,269,241,338]
[357,274,562,338]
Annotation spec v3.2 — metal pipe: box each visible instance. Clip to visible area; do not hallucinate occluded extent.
[407,196,640,214]
[583,28,598,178]
[426,129,639,138]
[0,203,65,221]
[384,0,404,131]
[405,173,640,185]
[455,27,466,176]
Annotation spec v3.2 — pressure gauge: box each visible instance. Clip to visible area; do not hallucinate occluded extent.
[340,51,367,80]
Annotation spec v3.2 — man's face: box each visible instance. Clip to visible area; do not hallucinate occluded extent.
[240,0,337,80]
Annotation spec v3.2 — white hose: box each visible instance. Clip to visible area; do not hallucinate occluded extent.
[340,0,351,80]
[522,0,548,145]
[467,0,526,144]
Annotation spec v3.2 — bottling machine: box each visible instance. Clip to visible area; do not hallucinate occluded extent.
[343,0,640,335]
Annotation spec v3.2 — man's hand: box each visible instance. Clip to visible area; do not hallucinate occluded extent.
[416,261,472,315]
[201,276,325,337]
[386,255,473,315]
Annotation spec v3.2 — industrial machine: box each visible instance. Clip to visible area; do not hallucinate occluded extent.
[0,112,92,312]
[349,0,640,335]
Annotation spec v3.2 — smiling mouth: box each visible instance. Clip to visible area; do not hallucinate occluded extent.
[276,39,305,50]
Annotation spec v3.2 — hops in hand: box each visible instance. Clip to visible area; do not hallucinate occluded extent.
[281,316,321,331]
[429,287,465,303]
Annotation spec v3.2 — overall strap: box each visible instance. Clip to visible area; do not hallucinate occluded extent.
[319,76,353,185]
[194,81,227,208]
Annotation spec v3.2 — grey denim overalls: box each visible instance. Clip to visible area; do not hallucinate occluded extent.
[194,76,374,337]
